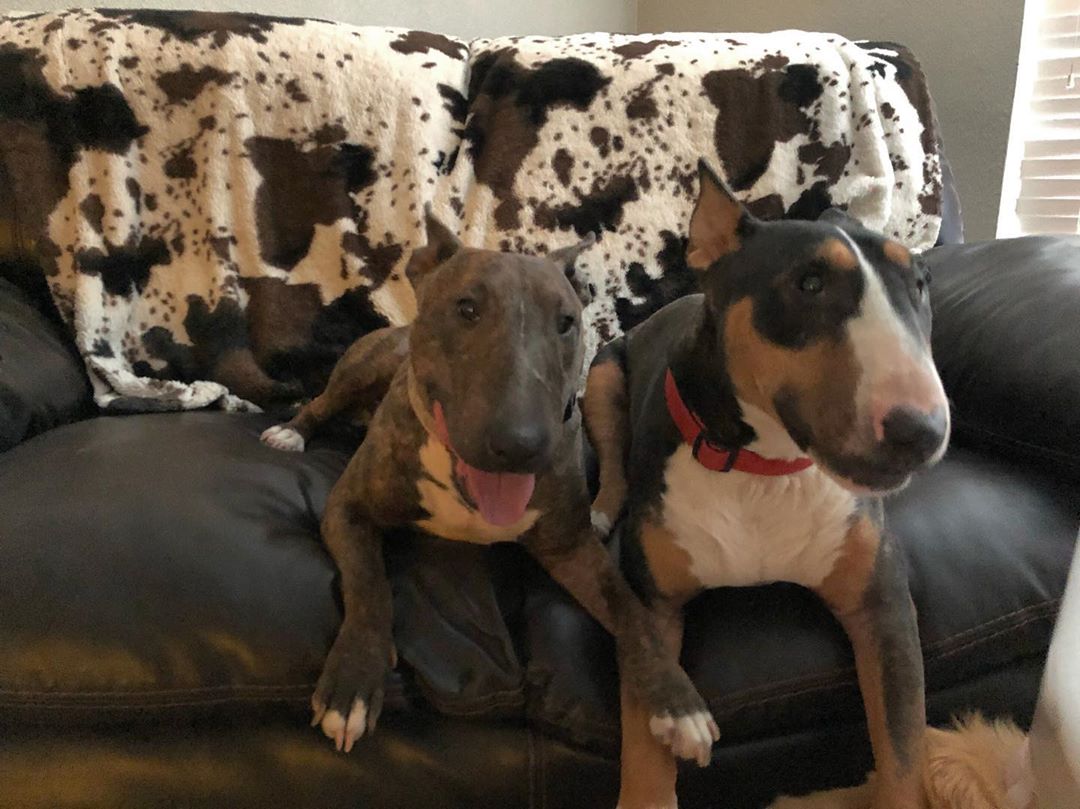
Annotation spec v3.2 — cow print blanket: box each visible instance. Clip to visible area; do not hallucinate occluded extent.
[0,10,943,412]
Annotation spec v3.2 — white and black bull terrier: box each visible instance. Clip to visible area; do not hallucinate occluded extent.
[583,162,950,809]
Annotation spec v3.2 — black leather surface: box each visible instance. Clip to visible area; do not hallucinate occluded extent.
[524,447,1079,753]
[0,712,547,809]
[926,236,1080,478]
[0,277,92,452]
[0,658,1047,809]
[3,413,1075,739]
[0,413,347,714]
[0,412,534,723]
[0,411,1075,807]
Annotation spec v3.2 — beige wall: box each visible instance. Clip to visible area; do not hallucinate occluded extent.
[637,0,1025,240]
[8,0,637,39]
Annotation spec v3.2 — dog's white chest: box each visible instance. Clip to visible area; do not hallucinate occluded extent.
[659,446,855,588]
[414,437,540,543]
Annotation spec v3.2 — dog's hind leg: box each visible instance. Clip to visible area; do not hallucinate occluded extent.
[262,326,409,452]
[814,515,928,809]
[583,337,630,535]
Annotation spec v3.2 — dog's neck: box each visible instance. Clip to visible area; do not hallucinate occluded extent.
[405,365,440,441]
[669,303,804,461]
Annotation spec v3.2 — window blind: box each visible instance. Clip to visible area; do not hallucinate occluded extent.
[1000,0,1080,236]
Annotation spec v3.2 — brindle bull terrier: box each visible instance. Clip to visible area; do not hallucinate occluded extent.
[583,162,949,809]
[261,208,719,764]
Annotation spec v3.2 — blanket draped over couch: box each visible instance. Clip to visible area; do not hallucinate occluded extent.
[0,9,942,412]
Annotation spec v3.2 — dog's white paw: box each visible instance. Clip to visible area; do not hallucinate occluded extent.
[261,425,305,452]
[317,698,369,753]
[649,711,719,767]
[590,509,612,536]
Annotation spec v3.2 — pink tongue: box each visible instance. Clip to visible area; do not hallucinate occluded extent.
[432,401,535,526]
[457,460,536,527]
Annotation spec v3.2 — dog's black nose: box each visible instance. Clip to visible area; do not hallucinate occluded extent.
[880,406,947,459]
[488,423,548,468]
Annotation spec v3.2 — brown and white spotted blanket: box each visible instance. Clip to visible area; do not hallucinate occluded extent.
[0,10,943,412]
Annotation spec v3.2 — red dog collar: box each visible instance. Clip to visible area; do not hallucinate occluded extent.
[664,369,814,476]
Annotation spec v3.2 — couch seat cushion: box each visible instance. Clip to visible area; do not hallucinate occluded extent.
[0,412,536,722]
[0,413,349,715]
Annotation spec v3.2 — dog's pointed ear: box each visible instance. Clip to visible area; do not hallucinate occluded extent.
[405,204,462,290]
[686,159,755,271]
[549,231,597,307]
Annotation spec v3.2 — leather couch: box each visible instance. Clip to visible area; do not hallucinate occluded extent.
[2,32,1079,809]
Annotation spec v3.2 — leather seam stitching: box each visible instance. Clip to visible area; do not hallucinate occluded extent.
[951,415,1078,463]
[707,598,1059,709]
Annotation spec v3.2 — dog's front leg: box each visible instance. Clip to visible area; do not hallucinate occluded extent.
[311,497,395,753]
[617,599,684,809]
[815,515,927,809]
[522,524,718,769]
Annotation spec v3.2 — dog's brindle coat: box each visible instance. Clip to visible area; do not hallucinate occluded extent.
[262,210,719,763]
[584,162,949,809]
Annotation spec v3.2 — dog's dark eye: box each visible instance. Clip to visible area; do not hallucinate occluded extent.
[558,314,576,335]
[799,272,825,294]
[457,298,479,322]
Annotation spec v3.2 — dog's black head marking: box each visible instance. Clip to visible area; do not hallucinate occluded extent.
[686,161,949,493]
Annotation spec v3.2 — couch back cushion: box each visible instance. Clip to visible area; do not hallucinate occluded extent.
[0,276,92,450]
[0,11,943,411]
[926,235,1080,479]
[0,10,469,411]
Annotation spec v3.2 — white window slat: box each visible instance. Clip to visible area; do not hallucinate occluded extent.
[1018,214,1080,233]
[1042,0,1080,17]
[1034,55,1080,80]
[1024,138,1080,157]
[1016,196,1080,216]
[1031,95,1080,115]
[1031,77,1080,100]
[1017,177,1080,195]
[1021,157,1080,177]
[1040,15,1080,36]
[1030,116,1080,133]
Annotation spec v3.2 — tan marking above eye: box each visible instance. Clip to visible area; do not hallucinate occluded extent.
[882,240,912,268]
[815,238,858,271]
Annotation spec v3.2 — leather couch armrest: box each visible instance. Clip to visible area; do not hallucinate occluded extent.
[0,275,93,451]
[925,236,1080,479]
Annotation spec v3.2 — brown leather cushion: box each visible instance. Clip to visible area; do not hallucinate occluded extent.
[0,412,1075,792]
[0,412,525,722]
[0,277,92,451]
